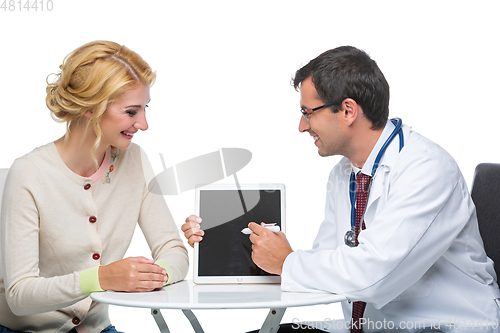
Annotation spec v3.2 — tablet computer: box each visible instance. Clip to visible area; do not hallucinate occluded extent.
[194,183,285,284]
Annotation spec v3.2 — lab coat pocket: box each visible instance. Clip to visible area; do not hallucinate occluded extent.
[389,271,434,302]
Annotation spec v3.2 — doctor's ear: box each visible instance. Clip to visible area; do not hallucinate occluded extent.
[340,98,361,126]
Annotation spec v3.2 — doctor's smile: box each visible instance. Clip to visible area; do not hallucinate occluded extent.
[312,134,319,146]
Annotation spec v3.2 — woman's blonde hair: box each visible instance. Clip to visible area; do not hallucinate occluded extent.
[46,40,156,165]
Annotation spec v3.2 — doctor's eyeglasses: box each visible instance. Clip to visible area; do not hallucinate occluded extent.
[300,102,335,124]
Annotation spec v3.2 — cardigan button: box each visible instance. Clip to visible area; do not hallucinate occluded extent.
[89,216,97,223]
[72,317,80,325]
[92,253,100,260]
[84,183,91,190]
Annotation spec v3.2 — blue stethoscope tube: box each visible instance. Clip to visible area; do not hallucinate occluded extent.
[346,118,404,247]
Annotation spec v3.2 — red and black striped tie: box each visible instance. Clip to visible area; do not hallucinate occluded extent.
[351,172,371,333]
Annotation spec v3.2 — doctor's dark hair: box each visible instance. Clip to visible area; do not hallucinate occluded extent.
[293,46,389,130]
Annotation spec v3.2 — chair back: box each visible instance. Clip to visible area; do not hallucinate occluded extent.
[471,163,500,280]
[0,168,10,279]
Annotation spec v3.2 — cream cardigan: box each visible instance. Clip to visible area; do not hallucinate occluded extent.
[0,142,188,332]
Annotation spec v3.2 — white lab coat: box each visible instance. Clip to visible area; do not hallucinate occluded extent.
[282,121,500,332]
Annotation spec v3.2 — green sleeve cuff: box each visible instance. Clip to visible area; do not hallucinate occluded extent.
[155,260,174,286]
[80,266,104,296]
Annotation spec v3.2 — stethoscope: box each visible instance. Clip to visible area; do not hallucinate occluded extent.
[344,118,404,247]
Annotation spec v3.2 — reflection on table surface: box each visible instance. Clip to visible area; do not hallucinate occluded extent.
[90,280,345,310]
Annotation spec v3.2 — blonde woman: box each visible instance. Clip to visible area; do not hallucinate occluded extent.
[0,41,188,333]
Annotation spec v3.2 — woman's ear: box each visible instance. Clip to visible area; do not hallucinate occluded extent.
[84,110,93,119]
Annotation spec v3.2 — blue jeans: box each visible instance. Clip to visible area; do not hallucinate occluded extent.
[0,324,123,333]
[102,325,123,333]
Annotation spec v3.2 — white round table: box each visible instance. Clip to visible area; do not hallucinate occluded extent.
[91,280,345,333]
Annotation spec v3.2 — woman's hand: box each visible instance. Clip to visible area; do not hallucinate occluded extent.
[181,215,204,248]
[98,257,167,292]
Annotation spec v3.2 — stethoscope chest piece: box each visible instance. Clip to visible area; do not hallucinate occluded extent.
[344,228,356,247]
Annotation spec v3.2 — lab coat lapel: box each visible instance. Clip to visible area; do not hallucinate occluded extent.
[366,172,385,210]
[365,124,410,216]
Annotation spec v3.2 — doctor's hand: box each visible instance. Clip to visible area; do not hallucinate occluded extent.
[248,222,293,275]
[181,215,204,248]
[99,257,168,292]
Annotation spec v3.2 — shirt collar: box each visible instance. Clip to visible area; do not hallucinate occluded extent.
[352,119,395,176]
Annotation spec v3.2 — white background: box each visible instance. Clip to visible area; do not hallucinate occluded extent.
[1,1,500,332]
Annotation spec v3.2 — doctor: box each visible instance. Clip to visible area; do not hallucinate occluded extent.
[183,46,500,332]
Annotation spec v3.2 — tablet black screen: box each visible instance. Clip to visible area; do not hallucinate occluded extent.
[198,189,282,277]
